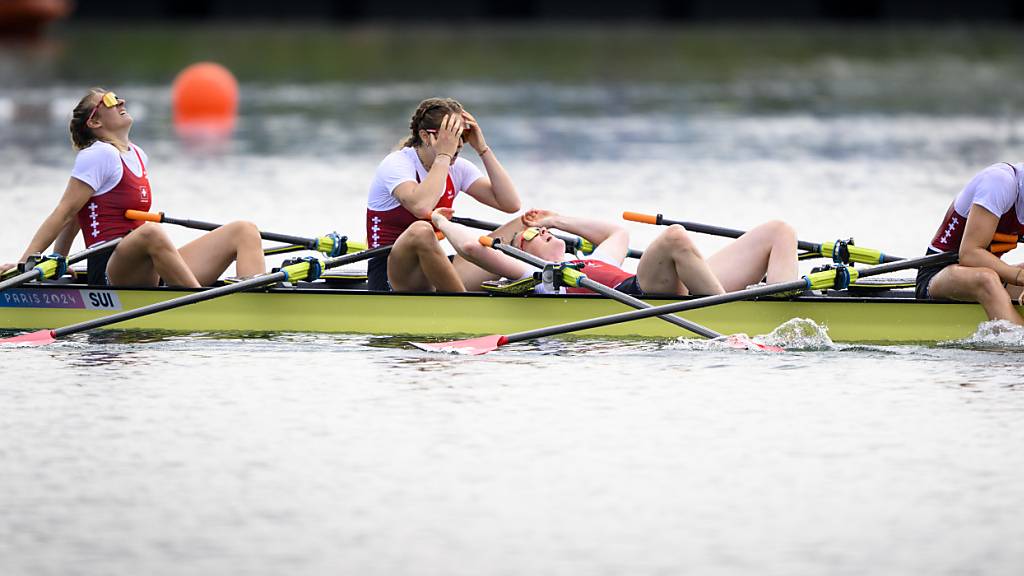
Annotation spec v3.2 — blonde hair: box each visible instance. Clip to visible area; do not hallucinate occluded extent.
[69,88,107,150]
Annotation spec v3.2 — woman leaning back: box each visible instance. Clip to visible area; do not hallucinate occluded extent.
[917,161,1024,323]
[1,88,265,287]
[366,98,521,292]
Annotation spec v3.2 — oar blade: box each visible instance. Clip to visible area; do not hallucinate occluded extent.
[0,329,57,346]
[719,334,784,352]
[411,334,507,355]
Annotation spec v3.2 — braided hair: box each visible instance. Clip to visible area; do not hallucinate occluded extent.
[69,88,107,151]
[402,97,464,148]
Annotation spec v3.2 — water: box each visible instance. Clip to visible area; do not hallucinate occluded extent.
[2,24,1024,576]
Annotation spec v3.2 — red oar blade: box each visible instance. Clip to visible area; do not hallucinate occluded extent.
[0,329,57,346]
[410,334,507,355]
[720,334,784,352]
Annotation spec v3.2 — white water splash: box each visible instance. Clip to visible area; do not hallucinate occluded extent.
[758,318,836,351]
[944,320,1024,349]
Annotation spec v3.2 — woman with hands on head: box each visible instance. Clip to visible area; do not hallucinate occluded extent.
[366,97,521,292]
[2,87,265,287]
[433,207,799,296]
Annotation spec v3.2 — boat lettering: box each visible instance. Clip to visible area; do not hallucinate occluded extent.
[0,288,86,308]
[82,290,122,310]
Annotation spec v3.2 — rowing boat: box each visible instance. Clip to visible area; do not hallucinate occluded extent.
[0,272,999,343]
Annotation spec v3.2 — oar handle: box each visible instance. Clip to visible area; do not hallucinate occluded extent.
[0,238,123,292]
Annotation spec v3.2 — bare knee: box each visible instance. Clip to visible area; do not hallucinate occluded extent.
[401,221,443,252]
[224,220,262,245]
[133,222,175,251]
[970,268,1006,303]
[661,224,696,253]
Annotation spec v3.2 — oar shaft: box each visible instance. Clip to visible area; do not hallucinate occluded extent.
[126,210,318,249]
[50,244,393,338]
[503,251,956,344]
[624,212,906,264]
[489,240,721,339]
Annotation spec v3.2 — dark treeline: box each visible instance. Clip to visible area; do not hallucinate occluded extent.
[74,0,1024,22]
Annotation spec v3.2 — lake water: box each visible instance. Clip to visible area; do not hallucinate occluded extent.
[1,24,1023,576]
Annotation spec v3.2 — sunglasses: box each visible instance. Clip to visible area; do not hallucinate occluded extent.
[86,91,123,123]
[513,227,542,249]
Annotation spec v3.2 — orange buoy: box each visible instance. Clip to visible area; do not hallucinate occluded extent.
[171,62,238,138]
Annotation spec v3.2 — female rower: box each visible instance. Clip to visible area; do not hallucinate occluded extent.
[432,208,799,295]
[917,162,1024,323]
[366,97,521,291]
[1,88,265,287]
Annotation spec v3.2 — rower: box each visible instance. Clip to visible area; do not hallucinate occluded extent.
[365,97,521,293]
[432,208,799,296]
[1,88,266,287]
[917,162,1024,323]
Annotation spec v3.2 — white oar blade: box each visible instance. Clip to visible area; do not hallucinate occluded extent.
[0,329,57,346]
[410,334,506,355]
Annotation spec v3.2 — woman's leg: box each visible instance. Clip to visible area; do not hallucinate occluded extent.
[706,220,798,292]
[105,222,199,287]
[928,264,1023,324]
[388,221,465,292]
[177,220,266,286]
[636,224,724,295]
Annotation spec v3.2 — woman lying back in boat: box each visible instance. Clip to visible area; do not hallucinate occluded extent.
[366,97,521,292]
[917,162,1024,323]
[1,88,265,287]
[432,208,799,295]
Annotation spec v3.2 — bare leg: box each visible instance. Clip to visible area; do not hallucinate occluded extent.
[707,220,799,292]
[636,224,724,296]
[106,222,199,287]
[178,220,266,285]
[388,221,466,292]
[928,264,1023,324]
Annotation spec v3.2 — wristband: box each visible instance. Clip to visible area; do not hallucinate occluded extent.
[479,146,491,157]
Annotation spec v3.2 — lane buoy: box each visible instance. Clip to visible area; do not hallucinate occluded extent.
[171,62,238,138]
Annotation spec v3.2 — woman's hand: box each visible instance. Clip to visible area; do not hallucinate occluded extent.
[461,110,488,153]
[522,208,558,228]
[1,262,16,275]
[427,114,463,159]
[431,207,455,226]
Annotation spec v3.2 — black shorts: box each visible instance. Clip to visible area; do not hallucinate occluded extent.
[915,249,954,299]
[614,275,644,296]
[86,251,112,286]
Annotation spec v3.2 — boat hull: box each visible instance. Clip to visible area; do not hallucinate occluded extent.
[0,283,997,343]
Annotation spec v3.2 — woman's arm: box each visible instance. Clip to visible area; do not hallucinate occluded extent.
[432,209,530,279]
[53,220,81,257]
[16,178,93,263]
[523,208,630,262]
[460,110,520,213]
[959,204,1023,284]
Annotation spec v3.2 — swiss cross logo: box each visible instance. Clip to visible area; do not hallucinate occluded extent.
[139,186,148,200]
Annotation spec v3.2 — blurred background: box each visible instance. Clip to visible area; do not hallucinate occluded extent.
[3,1,1024,265]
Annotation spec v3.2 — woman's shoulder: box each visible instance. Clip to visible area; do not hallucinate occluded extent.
[378,147,416,168]
[76,140,120,160]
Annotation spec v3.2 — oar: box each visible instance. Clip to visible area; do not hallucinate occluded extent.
[450,216,644,260]
[0,243,392,346]
[0,238,123,292]
[124,210,364,257]
[412,251,958,355]
[472,235,731,341]
[622,211,904,265]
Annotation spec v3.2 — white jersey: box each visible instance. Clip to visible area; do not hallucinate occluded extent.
[367,147,483,211]
[70,141,149,196]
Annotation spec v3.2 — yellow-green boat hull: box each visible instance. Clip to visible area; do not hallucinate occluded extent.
[0,284,998,343]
